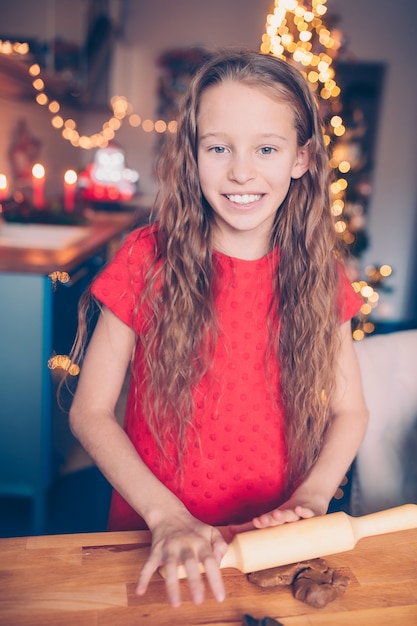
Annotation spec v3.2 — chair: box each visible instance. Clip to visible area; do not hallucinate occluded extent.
[350,329,417,515]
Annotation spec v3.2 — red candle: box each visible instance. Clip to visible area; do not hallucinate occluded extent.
[0,174,7,202]
[32,163,45,208]
[64,169,77,211]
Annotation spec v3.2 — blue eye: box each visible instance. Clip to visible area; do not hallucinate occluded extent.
[260,146,275,155]
[210,146,227,153]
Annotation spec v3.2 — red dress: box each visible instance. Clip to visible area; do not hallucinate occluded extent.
[90,225,362,530]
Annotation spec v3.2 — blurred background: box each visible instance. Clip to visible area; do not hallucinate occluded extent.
[0,0,416,537]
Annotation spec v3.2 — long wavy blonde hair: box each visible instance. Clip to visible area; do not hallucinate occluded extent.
[134,49,344,490]
[73,49,344,491]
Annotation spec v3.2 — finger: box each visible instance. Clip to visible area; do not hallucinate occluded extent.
[183,554,205,605]
[136,553,161,596]
[203,555,225,603]
[251,508,300,528]
[164,558,182,608]
[251,514,280,528]
[294,505,315,519]
[270,508,301,524]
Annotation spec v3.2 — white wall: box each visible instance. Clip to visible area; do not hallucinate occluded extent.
[85,0,272,197]
[1,0,416,322]
[1,0,88,46]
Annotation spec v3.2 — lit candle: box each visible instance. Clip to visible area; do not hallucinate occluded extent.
[64,169,77,211]
[32,163,45,208]
[0,174,7,202]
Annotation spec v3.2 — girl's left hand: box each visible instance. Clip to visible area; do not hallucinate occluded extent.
[228,496,327,534]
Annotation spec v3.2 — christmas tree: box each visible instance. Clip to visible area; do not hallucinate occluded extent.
[261,0,392,339]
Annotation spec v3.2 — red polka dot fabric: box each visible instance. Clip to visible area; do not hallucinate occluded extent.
[90,225,362,530]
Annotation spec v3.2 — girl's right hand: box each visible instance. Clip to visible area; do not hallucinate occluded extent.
[135,514,228,607]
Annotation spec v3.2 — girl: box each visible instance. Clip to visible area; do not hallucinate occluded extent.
[69,49,369,607]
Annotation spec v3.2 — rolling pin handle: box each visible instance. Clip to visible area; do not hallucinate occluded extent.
[350,504,417,542]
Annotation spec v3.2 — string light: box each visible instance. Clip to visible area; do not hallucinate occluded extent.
[261,0,348,205]
[261,1,392,339]
[48,354,80,376]
[261,0,341,96]
[0,39,177,150]
[48,271,70,291]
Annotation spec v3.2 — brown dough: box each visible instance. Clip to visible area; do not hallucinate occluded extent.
[247,558,328,587]
[293,566,349,608]
[247,558,349,608]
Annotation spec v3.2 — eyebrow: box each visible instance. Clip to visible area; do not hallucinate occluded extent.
[198,132,289,142]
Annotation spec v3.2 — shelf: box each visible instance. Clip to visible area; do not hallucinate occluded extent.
[0,53,110,110]
[0,53,77,101]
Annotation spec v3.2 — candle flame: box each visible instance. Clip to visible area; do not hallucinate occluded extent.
[64,169,78,185]
[32,163,45,179]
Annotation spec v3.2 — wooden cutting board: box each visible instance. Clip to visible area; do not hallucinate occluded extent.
[0,525,417,625]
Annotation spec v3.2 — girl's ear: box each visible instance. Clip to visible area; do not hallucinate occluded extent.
[291,141,310,179]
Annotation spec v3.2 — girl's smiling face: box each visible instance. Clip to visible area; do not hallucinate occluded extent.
[197,80,310,259]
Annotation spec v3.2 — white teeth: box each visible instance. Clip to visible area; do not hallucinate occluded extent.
[226,194,262,204]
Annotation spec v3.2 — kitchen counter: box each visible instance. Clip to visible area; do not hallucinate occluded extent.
[0,209,142,274]
[1,525,416,625]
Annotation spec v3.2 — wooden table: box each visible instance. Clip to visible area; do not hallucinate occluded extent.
[1,526,416,625]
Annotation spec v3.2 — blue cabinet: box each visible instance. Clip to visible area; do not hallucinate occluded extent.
[0,212,138,534]
[0,256,103,534]
[0,273,53,534]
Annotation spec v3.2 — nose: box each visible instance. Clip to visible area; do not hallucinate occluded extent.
[228,153,255,184]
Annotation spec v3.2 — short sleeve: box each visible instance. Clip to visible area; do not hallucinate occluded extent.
[337,263,363,322]
[90,225,155,329]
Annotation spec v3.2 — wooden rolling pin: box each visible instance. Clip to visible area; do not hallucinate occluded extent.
[168,504,417,578]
